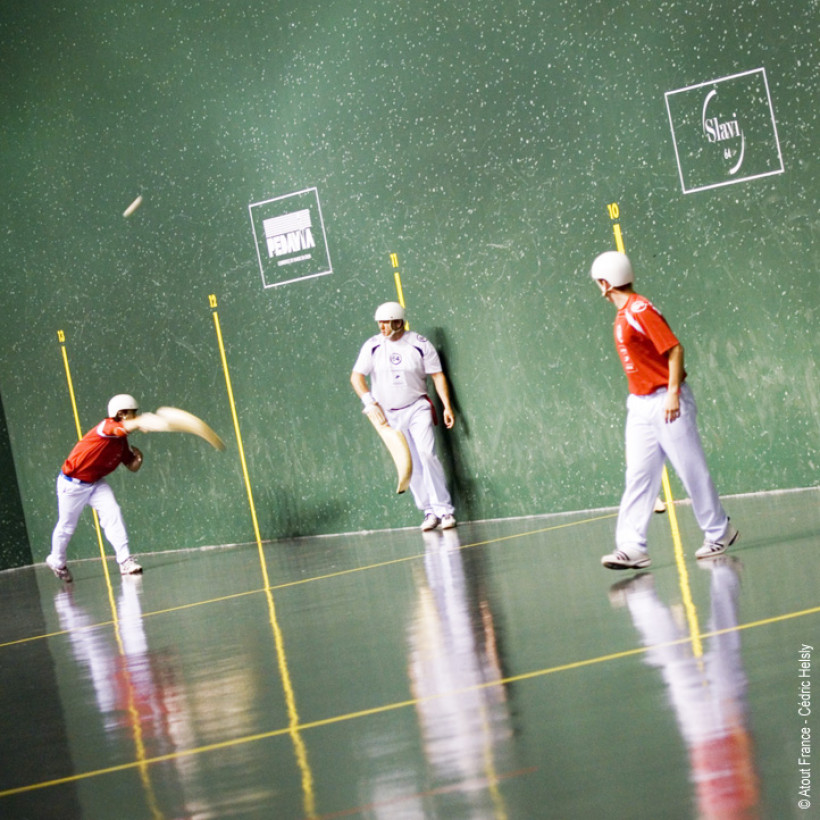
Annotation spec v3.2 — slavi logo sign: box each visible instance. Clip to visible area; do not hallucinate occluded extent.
[665,68,784,194]
[249,187,332,288]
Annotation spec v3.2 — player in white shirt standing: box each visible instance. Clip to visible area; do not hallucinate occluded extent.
[351,301,457,531]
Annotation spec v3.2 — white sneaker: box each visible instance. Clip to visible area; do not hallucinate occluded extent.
[421,513,440,531]
[440,514,457,529]
[696,521,739,559]
[119,556,143,575]
[601,545,652,570]
[46,555,73,582]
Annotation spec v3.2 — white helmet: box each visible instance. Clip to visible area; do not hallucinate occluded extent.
[590,251,634,287]
[374,301,406,322]
[108,393,139,418]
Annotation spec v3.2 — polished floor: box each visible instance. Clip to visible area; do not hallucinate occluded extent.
[1,487,818,819]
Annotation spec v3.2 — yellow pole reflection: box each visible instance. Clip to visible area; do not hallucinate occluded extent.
[209,294,317,818]
[407,530,513,819]
[57,330,160,814]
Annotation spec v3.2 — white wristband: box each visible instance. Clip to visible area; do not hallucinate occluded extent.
[361,392,376,407]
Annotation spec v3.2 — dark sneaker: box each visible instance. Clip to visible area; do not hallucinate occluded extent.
[46,555,73,582]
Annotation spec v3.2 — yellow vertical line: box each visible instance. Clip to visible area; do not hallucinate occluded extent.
[388,256,506,813]
[111,612,164,819]
[613,223,625,254]
[607,205,702,656]
[390,253,409,329]
[393,271,406,308]
[479,702,508,820]
[92,516,117,600]
[58,332,83,441]
[57,332,159,811]
[265,586,316,818]
[662,471,703,657]
[208,295,316,817]
[56,331,116,596]
[208,297,267,579]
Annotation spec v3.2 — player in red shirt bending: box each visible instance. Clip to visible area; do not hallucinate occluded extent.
[46,394,147,581]
[590,251,739,570]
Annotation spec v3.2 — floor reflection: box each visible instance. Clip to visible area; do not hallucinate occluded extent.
[55,579,166,748]
[52,576,273,818]
[12,489,811,817]
[608,556,761,819]
[406,529,515,817]
[54,577,173,814]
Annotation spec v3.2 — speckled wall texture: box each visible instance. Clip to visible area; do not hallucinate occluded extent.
[0,1,817,564]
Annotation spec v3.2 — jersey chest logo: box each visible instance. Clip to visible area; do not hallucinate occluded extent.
[390,353,402,366]
[618,345,637,372]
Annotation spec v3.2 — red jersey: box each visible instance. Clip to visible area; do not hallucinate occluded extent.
[613,293,685,395]
[62,418,137,483]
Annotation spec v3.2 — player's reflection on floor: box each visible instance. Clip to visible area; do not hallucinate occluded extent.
[608,557,760,818]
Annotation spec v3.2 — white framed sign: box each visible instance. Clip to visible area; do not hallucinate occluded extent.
[249,187,333,288]
[665,68,784,194]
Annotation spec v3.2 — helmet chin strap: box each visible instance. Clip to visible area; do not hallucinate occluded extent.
[388,320,404,340]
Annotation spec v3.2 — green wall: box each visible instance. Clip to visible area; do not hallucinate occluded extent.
[0,0,817,564]
[0,391,30,568]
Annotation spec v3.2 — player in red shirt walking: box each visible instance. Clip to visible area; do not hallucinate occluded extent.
[590,252,739,569]
[46,394,147,581]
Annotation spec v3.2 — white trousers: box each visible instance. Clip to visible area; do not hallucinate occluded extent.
[617,384,728,552]
[50,475,131,565]
[385,398,454,517]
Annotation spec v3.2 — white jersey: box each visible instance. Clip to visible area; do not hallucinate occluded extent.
[353,331,442,411]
